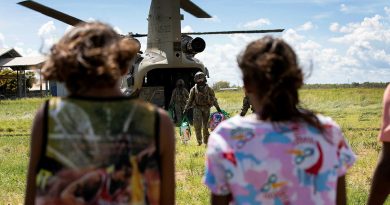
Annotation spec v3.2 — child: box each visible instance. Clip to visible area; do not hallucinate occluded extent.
[367,84,390,204]
[204,36,355,205]
[25,22,175,205]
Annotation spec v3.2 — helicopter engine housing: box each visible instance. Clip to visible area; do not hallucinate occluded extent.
[181,35,206,55]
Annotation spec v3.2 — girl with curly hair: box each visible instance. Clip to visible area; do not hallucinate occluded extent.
[26,22,175,205]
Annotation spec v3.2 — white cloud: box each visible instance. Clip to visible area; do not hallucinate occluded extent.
[340,4,348,12]
[192,9,390,85]
[325,11,390,82]
[138,37,147,52]
[0,32,5,48]
[197,43,243,86]
[278,13,390,84]
[300,40,321,50]
[65,25,74,33]
[282,29,305,43]
[297,21,315,31]
[199,24,390,85]
[181,25,194,33]
[385,7,390,16]
[329,22,339,32]
[243,18,271,29]
[338,23,359,33]
[37,21,58,53]
[38,21,56,37]
[339,3,376,15]
[196,34,259,86]
[329,15,387,44]
[14,47,41,57]
[114,26,124,35]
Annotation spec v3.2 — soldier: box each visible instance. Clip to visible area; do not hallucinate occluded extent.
[169,79,189,124]
[240,94,255,116]
[184,72,221,146]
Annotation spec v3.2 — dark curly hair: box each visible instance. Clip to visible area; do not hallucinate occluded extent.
[42,21,139,95]
[237,36,323,132]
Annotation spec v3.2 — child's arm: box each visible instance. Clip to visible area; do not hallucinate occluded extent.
[25,105,45,205]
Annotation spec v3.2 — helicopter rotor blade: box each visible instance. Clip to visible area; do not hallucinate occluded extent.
[183,29,285,35]
[127,33,148,38]
[18,0,85,26]
[180,0,211,18]
[127,29,284,38]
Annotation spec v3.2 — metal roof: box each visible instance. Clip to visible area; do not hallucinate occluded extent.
[0,48,22,58]
[0,56,46,69]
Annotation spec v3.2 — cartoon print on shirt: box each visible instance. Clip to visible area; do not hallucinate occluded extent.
[289,138,329,193]
[336,139,354,170]
[204,115,356,204]
[260,174,290,205]
[230,127,255,148]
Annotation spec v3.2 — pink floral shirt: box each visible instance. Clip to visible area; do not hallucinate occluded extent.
[204,115,355,205]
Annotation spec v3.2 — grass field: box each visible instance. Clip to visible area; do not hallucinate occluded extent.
[0,88,389,204]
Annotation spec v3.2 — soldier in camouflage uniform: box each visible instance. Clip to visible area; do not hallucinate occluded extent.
[169,79,189,124]
[240,94,255,116]
[184,72,221,145]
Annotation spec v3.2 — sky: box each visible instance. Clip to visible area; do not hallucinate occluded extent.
[1,0,390,85]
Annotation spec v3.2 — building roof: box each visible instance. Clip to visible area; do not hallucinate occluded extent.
[0,56,46,69]
[0,48,22,58]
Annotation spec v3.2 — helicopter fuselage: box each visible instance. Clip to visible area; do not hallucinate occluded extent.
[16,0,283,105]
[127,0,207,108]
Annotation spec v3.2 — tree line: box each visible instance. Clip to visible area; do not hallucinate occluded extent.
[212,81,389,91]
[303,82,389,89]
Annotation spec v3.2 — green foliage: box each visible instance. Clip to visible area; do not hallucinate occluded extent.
[211,80,230,91]
[0,68,36,95]
[304,82,389,89]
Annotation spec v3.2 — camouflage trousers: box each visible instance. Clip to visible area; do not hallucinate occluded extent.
[174,103,186,124]
[240,96,255,116]
[193,106,210,144]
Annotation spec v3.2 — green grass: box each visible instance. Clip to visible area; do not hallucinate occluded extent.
[1,88,390,204]
[0,98,44,136]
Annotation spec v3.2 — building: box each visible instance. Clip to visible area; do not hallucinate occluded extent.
[0,48,46,98]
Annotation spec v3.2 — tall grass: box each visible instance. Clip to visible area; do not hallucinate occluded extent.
[0,98,44,136]
[0,88,389,204]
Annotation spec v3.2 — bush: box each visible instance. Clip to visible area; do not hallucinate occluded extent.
[212,81,230,91]
[0,68,36,96]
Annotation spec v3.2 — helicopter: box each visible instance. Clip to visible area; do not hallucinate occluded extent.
[18,0,284,108]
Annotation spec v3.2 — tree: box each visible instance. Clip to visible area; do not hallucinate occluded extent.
[212,81,230,91]
[0,68,36,96]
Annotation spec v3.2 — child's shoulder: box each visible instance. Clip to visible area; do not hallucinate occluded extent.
[316,114,341,130]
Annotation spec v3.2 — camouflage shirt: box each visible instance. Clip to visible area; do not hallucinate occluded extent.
[185,84,219,108]
[170,87,189,106]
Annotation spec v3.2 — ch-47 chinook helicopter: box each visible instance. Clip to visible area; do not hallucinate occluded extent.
[18,0,284,108]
